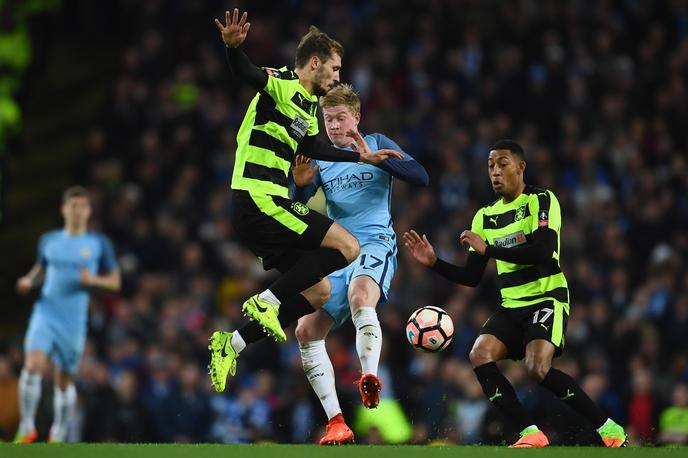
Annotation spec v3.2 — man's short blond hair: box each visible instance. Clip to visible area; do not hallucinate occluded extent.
[319,83,360,114]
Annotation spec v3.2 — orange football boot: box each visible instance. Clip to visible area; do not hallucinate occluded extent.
[357,373,382,408]
[319,413,354,445]
[509,427,549,448]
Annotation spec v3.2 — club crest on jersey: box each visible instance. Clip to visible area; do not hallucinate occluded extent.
[290,115,309,140]
[80,247,92,259]
[291,202,310,216]
[514,205,526,222]
[538,210,549,227]
[493,231,527,248]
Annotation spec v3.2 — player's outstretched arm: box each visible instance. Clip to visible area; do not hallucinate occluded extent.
[404,230,487,287]
[463,227,557,264]
[297,131,404,163]
[215,9,267,90]
[403,230,437,266]
[80,269,121,292]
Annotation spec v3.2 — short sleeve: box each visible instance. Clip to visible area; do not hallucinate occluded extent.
[469,208,486,251]
[36,233,49,267]
[262,67,295,103]
[529,190,561,234]
[98,236,119,273]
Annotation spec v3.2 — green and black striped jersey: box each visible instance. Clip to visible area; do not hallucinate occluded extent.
[231,67,319,198]
[471,185,569,312]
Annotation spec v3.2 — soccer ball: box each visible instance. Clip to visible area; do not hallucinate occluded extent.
[406,306,454,352]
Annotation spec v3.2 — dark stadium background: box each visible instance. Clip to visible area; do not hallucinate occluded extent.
[1,0,687,446]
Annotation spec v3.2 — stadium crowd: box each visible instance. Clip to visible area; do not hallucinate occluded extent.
[2,0,688,446]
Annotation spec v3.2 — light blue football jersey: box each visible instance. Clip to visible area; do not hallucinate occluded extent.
[33,229,118,332]
[306,133,405,246]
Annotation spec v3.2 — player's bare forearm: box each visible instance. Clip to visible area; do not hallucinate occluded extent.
[25,264,44,283]
[86,271,121,292]
[17,264,44,294]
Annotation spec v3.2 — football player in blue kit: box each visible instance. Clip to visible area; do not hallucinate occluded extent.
[14,186,120,443]
[291,83,428,444]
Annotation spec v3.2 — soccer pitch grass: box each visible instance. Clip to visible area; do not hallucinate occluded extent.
[0,444,686,458]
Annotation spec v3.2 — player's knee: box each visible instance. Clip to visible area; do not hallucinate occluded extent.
[295,323,315,344]
[341,235,360,263]
[349,291,370,309]
[25,354,46,374]
[469,346,494,368]
[314,279,331,306]
[525,357,550,382]
[24,361,40,374]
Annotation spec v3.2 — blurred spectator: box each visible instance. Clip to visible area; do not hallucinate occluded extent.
[0,356,19,441]
[658,382,688,445]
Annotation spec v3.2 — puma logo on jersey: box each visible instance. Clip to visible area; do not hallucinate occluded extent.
[489,216,498,226]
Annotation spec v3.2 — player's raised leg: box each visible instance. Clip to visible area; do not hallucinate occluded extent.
[246,221,359,341]
[209,279,332,393]
[295,310,353,445]
[349,275,383,409]
[232,189,359,343]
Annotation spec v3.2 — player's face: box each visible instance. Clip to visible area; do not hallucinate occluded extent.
[323,105,360,148]
[488,149,525,196]
[312,53,341,97]
[61,196,92,229]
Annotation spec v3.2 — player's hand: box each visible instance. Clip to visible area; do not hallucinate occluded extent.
[214,8,251,48]
[460,230,487,255]
[402,230,437,267]
[291,155,319,187]
[16,276,33,295]
[79,269,94,287]
[346,130,403,164]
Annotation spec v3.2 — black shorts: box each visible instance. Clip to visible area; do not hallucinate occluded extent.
[230,190,334,272]
[479,300,569,361]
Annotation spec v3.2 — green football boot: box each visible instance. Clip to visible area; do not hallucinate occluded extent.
[208,331,239,393]
[242,295,286,342]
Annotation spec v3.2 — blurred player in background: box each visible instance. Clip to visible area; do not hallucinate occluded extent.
[403,140,627,448]
[14,186,120,443]
[208,9,402,393]
[290,84,428,444]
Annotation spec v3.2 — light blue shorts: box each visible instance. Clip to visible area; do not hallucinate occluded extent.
[322,240,397,328]
[24,311,86,375]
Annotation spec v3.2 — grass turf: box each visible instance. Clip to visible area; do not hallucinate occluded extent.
[1,444,686,458]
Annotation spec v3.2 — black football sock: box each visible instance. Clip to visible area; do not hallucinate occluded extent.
[269,247,348,302]
[540,368,607,428]
[474,362,532,431]
[239,294,315,344]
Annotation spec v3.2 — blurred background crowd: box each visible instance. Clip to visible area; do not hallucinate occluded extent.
[1,0,688,446]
